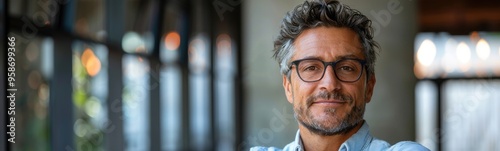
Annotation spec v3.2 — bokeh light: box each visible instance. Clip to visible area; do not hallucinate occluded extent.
[81,48,101,77]
[122,32,143,53]
[417,39,437,66]
[456,42,471,64]
[164,31,181,51]
[456,42,471,72]
[85,97,102,118]
[217,34,232,58]
[475,39,490,60]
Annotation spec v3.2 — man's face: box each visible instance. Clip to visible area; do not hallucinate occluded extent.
[283,26,376,136]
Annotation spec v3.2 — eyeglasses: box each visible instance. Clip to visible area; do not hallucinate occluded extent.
[289,58,366,82]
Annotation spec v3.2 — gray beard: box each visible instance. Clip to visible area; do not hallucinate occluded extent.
[294,91,365,136]
[295,107,364,136]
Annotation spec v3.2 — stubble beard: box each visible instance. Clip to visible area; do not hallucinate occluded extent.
[294,91,365,136]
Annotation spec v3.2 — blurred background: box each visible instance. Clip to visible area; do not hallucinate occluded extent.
[1,0,500,151]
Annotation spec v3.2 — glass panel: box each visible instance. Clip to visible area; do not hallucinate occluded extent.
[13,36,53,151]
[415,81,437,151]
[72,41,109,151]
[443,80,500,150]
[189,34,211,150]
[123,55,150,151]
[215,34,236,151]
[160,28,183,150]
[160,65,182,150]
[74,0,105,41]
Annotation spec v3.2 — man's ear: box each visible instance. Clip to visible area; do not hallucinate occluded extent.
[365,74,376,103]
[283,75,293,104]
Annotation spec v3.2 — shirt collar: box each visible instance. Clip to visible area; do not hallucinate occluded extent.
[293,122,373,151]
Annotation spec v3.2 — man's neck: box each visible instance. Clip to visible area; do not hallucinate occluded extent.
[299,121,364,151]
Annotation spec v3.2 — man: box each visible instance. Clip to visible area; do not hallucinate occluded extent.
[251,0,429,151]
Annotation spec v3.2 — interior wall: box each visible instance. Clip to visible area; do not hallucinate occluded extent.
[243,0,418,148]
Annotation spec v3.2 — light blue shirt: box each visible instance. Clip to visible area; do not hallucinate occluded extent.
[250,122,429,151]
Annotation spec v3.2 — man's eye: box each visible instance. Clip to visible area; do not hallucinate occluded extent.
[340,66,354,71]
[304,66,319,71]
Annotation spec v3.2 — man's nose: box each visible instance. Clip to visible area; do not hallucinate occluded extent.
[318,65,341,91]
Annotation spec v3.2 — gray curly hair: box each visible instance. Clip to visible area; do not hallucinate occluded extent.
[273,0,379,79]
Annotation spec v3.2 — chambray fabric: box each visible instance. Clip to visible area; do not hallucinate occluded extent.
[250,122,429,151]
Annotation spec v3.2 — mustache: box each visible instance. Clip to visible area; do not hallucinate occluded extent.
[306,91,353,107]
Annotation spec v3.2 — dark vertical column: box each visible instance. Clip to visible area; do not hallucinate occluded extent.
[2,0,7,149]
[179,1,192,150]
[50,33,74,151]
[106,49,124,151]
[149,55,161,151]
[436,79,443,151]
[105,0,124,45]
[232,6,244,151]
[150,0,165,150]
[105,0,125,150]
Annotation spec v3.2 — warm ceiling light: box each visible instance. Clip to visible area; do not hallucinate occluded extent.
[475,39,490,60]
[417,39,437,66]
[164,31,181,51]
[456,42,471,64]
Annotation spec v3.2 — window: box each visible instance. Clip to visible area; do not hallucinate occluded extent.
[72,41,108,150]
[415,32,500,151]
[5,0,242,150]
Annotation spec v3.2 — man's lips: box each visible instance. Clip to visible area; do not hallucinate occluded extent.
[312,99,347,106]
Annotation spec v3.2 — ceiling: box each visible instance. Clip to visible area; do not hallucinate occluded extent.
[419,0,500,34]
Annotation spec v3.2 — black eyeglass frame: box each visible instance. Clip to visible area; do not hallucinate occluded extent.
[289,58,367,83]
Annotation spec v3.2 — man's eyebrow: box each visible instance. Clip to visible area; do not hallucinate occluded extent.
[297,56,322,60]
[297,54,364,61]
[337,54,364,60]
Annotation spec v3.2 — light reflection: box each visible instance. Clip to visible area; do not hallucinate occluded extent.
[476,39,490,60]
[122,32,143,53]
[164,31,181,51]
[85,97,102,118]
[216,34,232,58]
[442,38,458,73]
[74,119,88,138]
[81,48,94,67]
[469,31,480,43]
[81,48,102,77]
[417,39,436,66]
[456,42,471,64]
[188,37,208,73]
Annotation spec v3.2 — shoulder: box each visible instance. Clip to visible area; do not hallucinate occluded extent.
[250,141,298,151]
[249,146,282,151]
[367,138,429,151]
[386,141,430,151]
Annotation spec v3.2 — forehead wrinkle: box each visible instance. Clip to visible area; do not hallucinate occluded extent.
[294,53,365,62]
